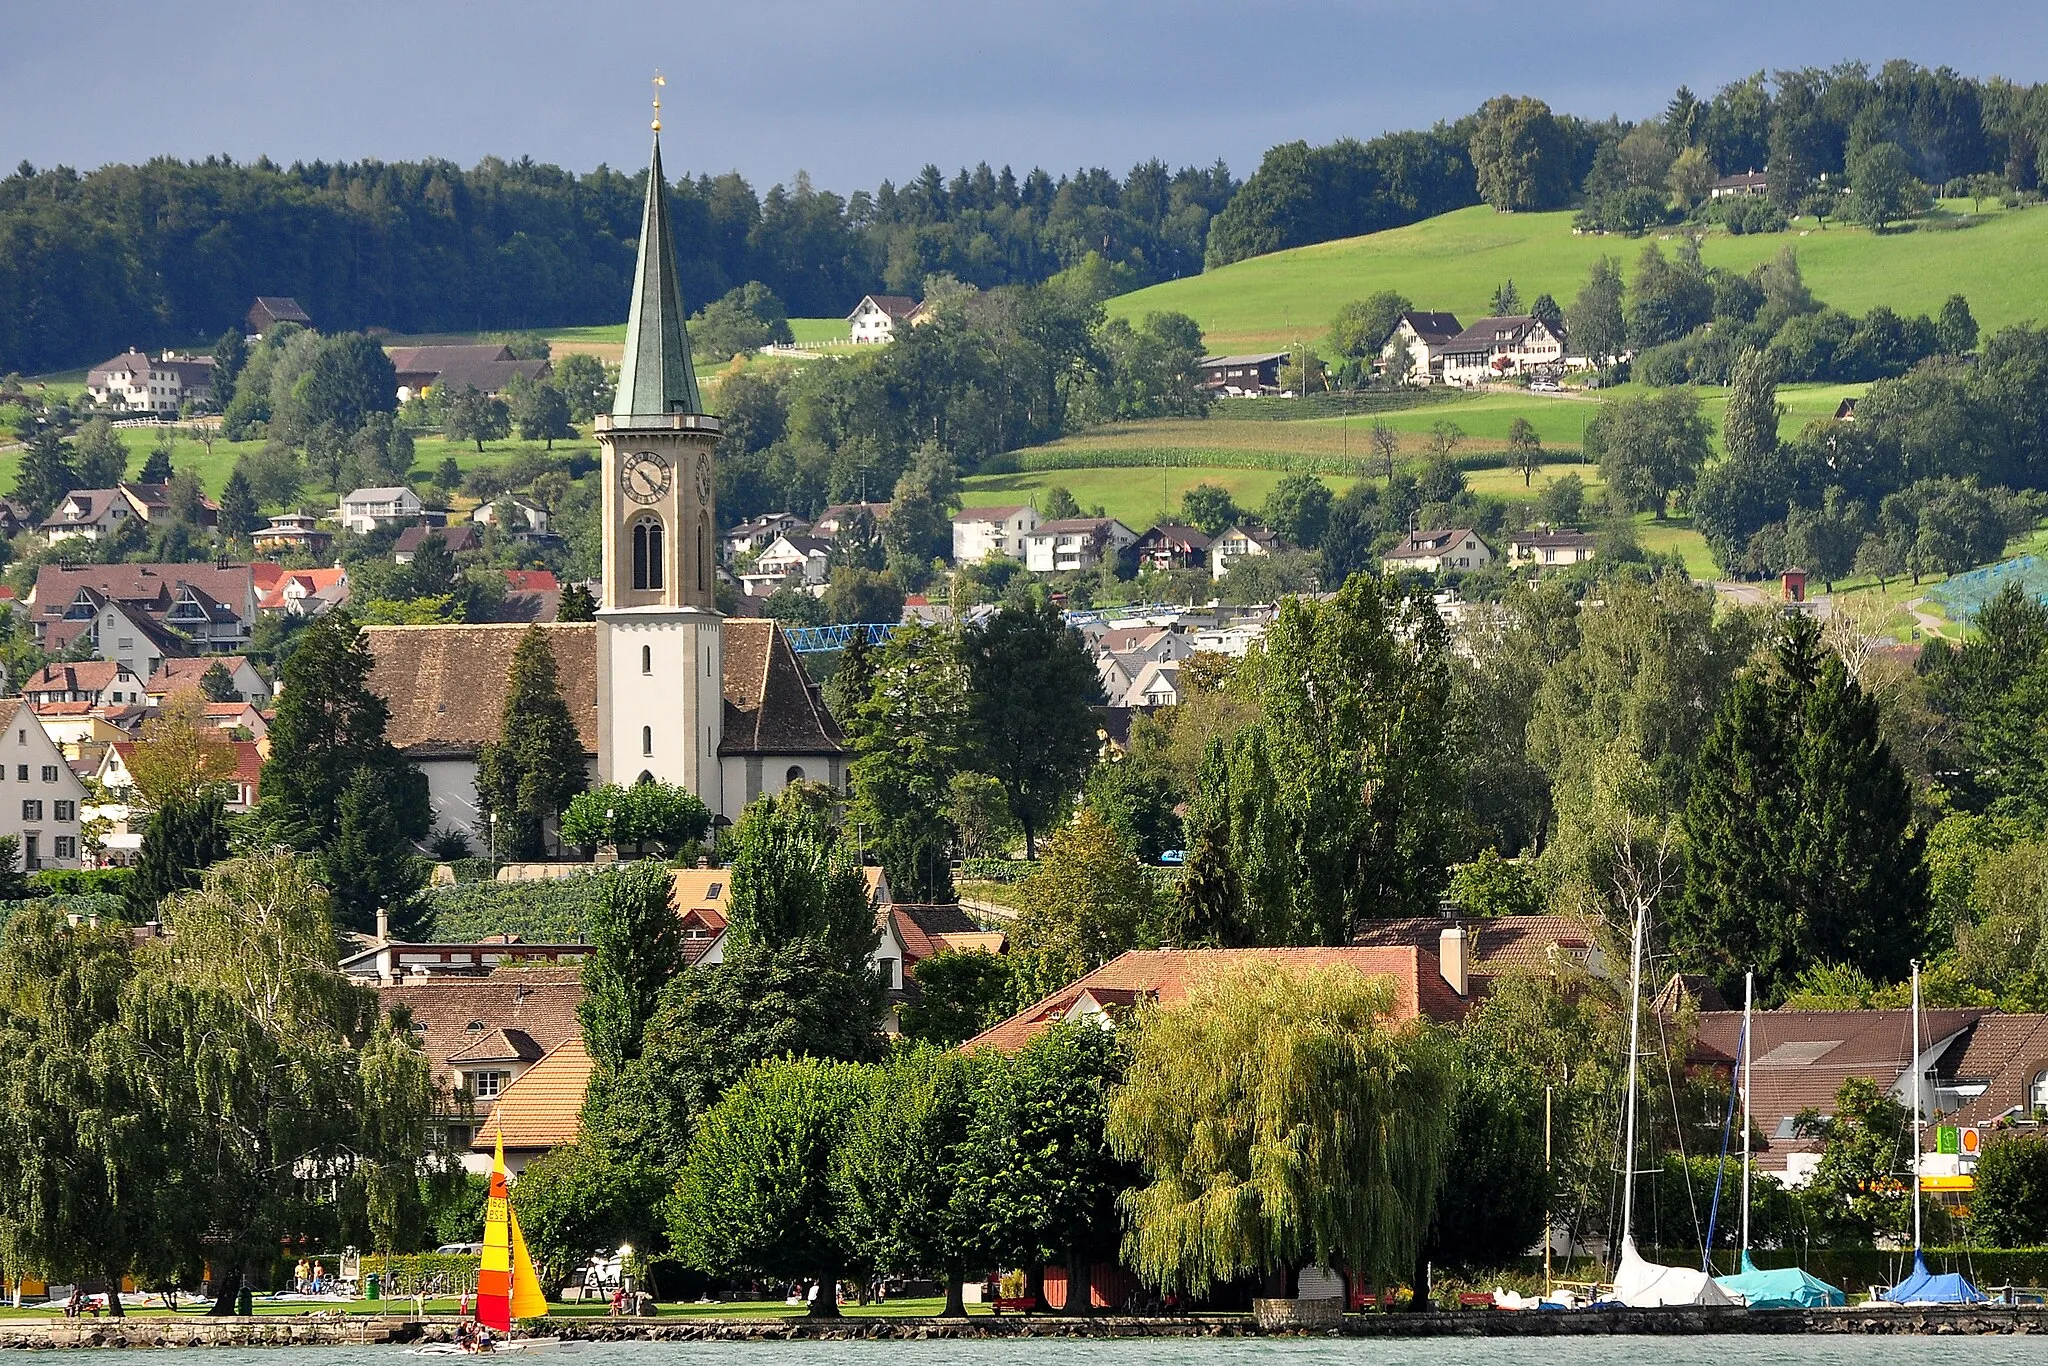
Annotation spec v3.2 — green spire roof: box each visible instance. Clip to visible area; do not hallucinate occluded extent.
[613,134,702,420]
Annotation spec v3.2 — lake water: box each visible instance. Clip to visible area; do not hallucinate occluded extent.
[44,1341,2048,1366]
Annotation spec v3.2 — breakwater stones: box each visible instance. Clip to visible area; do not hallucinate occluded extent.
[2,1306,2048,1347]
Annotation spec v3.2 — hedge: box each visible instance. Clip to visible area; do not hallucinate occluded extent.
[358,1252,481,1298]
[28,868,133,897]
[426,871,609,943]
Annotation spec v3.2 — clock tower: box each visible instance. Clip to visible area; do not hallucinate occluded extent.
[594,108,725,805]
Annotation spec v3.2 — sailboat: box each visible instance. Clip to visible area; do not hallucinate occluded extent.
[1713,972,1844,1310]
[1879,961,1985,1307]
[410,1135,553,1355]
[1608,895,1733,1309]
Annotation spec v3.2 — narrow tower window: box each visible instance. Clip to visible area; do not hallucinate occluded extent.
[641,644,652,675]
[632,518,666,591]
[642,725,653,756]
[697,518,710,592]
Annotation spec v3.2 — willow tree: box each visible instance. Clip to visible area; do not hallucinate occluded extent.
[1107,963,1454,1299]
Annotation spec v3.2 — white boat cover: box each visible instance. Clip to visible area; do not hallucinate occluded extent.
[1612,1237,1736,1307]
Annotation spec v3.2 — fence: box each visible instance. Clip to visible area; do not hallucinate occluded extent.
[1926,555,2048,621]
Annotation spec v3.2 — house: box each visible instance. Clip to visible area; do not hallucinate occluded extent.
[470,494,552,538]
[257,566,350,617]
[145,655,270,706]
[31,564,259,660]
[738,534,831,597]
[1381,528,1494,575]
[1209,524,1283,580]
[1711,170,1771,199]
[41,482,218,543]
[1023,518,1137,574]
[379,969,584,1172]
[21,661,147,709]
[0,700,91,870]
[1440,316,1567,386]
[952,504,1040,563]
[717,618,851,809]
[1134,523,1212,572]
[1834,398,1858,422]
[1351,915,1608,994]
[84,351,216,413]
[811,503,891,539]
[1127,658,1182,708]
[721,512,807,563]
[1380,310,1464,384]
[847,295,922,344]
[252,514,332,557]
[386,344,550,402]
[962,946,1472,1054]
[245,296,311,336]
[1506,528,1597,570]
[393,524,481,563]
[1189,619,1268,657]
[470,1037,593,1175]
[338,487,426,536]
[1197,353,1288,396]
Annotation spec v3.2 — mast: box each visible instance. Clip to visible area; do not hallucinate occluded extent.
[1741,970,1753,1259]
[1620,895,1647,1251]
[1911,958,1923,1252]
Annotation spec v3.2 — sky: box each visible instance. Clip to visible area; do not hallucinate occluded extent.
[4,1,2046,191]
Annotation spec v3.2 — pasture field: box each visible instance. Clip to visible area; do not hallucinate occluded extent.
[1107,201,2048,354]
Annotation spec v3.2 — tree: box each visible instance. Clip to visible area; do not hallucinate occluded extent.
[1938,294,1980,355]
[13,428,78,521]
[579,860,689,1078]
[474,627,589,860]
[74,419,128,488]
[1721,346,1783,469]
[1325,291,1410,364]
[1369,420,1401,479]
[1421,1036,1547,1276]
[847,624,972,902]
[199,661,240,702]
[259,611,429,861]
[835,1046,985,1315]
[126,790,231,918]
[1011,809,1154,994]
[138,445,174,487]
[1470,95,1566,211]
[512,381,574,449]
[295,333,398,434]
[1972,1133,2048,1246]
[689,282,795,361]
[1847,141,1921,231]
[1536,472,1586,526]
[1179,482,1240,536]
[897,950,1012,1048]
[1108,963,1453,1297]
[668,1058,864,1316]
[1506,417,1543,486]
[558,782,711,857]
[1583,387,1712,517]
[1036,485,1082,520]
[443,387,511,452]
[1446,849,1543,917]
[325,768,430,938]
[962,596,1101,856]
[1489,278,1523,316]
[1795,1077,1913,1244]
[1262,473,1332,547]
[1568,256,1627,374]
[1667,145,1719,208]
[552,353,612,422]
[216,468,260,539]
[124,692,238,810]
[821,566,904,625]
[1673,614,1928,1003]
[557,583,596,622]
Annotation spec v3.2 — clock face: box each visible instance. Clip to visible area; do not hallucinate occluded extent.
[694,453,714,506]
[621,452,670,505]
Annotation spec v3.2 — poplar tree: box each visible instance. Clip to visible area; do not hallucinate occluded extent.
[475,627,589,860]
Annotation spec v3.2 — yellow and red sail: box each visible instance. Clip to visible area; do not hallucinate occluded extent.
[477,1133,548,1331]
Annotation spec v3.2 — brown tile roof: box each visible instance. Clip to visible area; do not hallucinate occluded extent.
[472,1038,591,1153]
[719,619,846,758]
[962,946,1466,1054]
[1947,1014,2048,1127]
[23,661,131,694]
[31,563,255,618]
[378,968,584,1093]
[953,505,1029,524]
[447,1027,546,1066]
[1351,914,1601,976]
[363,622,598,759]
[148,656,252,688]
[891,904,995,964]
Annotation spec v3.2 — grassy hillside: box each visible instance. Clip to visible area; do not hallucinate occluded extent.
[1107,201,2048,353]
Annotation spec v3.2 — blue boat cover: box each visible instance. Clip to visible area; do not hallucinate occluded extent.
[1880,1253,1986,1304]
[1715,1253,1845,1308]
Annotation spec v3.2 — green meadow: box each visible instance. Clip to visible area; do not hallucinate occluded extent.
[1108,201,2048,353]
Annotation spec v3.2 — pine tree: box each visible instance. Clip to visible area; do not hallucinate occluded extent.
[824,628,877,737]
[138,446,174,486]
[12,429,77,520]
[324,769,429,937]
[198,662,240,702]
[556,583,596,622]
[578,860,690,1076]
[126,790,230,918]
[474,627,588,859]
[217,469,260,539]
[74,419,129,488]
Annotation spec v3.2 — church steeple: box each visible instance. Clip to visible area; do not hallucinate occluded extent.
[613,128,702,420]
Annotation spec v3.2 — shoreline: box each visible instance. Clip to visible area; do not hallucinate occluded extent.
[5,1307,2048,1348]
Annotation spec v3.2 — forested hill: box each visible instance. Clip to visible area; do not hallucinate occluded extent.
[0,155,1236,375]
[5,59,2044,377]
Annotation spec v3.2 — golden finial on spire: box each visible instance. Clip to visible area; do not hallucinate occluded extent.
[652,71,665,132]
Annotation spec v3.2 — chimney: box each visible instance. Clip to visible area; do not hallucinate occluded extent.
[1439,925,1468,998]
[375,906,395,985]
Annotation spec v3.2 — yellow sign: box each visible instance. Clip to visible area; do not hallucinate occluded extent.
[1921,1175,1975,1192]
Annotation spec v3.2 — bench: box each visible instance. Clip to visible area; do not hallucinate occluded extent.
[989,1296,1039,1314]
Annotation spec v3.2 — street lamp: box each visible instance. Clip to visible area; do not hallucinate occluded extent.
[489,811,499,877]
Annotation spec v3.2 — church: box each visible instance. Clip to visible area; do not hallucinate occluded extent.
[364,121,846,841]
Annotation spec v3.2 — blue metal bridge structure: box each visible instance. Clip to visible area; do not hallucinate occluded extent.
[778,603,1196,653]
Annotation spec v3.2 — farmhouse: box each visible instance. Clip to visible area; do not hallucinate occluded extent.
[1209,523,1284,580]
[386,344,550,402]
[339,486,426,535]
[1134,523,1212,571]
[1439,316,1567,386]
[1507,528,1597,569]
[245,296,312,336]
[1711,170,1771,199]
[84,351,216,413]
[952,504,1039,563]
[1381,310,1464,384]
[847,295,923,344]
[1197,353,1287,396]
[1381,528,1494,574]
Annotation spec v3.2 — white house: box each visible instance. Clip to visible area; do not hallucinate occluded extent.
[1127,658,1183,708]
[952,504,1039,563]
[1023,518,1137,574]
[1209,524,1283,580]
[471,494,552,538]
[1380,310,1463,384]
[1189,620,1269,657]
[339,487,425,535]
[85,350,215,412]
[738,534,831,597]
[1439,316,1568,387]
[1381,528,1495,575]
[1507,528,1597,570]
[21,660,147,709]
[846,295,922,344]
[0,700,91,870]
[721,512,807,563]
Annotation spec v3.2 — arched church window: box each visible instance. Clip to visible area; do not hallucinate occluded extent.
[785,765,806,785]
[632,517,665,591]
[641,644,652,675]
[641,725,653,757]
